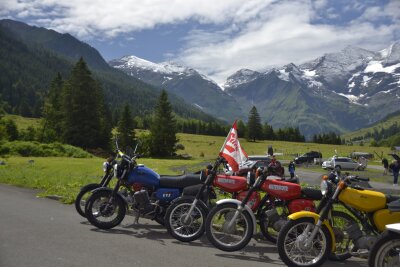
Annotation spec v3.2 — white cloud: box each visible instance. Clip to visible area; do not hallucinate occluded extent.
[1,0,399,84]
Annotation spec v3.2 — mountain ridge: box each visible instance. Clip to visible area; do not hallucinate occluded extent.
[110,42,400,138]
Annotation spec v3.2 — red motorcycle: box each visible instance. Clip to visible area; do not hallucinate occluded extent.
[165,157,273,242]
[204,165,322,251]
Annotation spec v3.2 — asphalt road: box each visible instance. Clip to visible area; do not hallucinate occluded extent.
[0,184,368,267]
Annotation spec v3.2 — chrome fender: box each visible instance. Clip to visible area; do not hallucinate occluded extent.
[288,211,336,251]
[216,199,257,235]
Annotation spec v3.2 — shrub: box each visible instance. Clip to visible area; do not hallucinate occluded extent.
[0,141,93,158]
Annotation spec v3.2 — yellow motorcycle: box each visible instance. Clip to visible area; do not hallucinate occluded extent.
[277,173,400,267]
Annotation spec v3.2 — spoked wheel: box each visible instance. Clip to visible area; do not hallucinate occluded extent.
[277,217,332,267]
[74,183,101,217]
[369,231,400,267]
[165,199,208,242]
[205,203,253,252]
[259,202,287,243]
[328,211,356,261]
[85,190,126,230]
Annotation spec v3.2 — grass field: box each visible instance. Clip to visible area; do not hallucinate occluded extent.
[176,133,392,165]
[0,126,395,204]
[0,157,206,204]
[3,114,42,130]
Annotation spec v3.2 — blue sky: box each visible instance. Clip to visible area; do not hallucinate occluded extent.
[1,0,399,84]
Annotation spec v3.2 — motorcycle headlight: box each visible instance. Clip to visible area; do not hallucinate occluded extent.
[199,170,207,182]
[114,164,119,177]
[246,171,255,186]
[320,180,329,195]
[103,162,108,172]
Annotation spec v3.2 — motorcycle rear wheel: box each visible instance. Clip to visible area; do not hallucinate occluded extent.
[74,183,101,217]
[205,203,253,252]
[165,198,208,242]
[85,190,126,229]
[277,217,332,267]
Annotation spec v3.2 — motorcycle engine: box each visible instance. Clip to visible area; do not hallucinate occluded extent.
[265,208,287,231]
[133,190,154,214]
[346,223,377,250]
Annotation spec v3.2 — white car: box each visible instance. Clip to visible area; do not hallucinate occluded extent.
[322,157,365,171]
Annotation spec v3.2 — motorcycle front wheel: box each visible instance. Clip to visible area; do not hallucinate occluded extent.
[165,198,208,242]
[368,230,400,267]
[205,203,253,252]
[74,183,101,217]
[85,190,126,229]
[277,217,332,267]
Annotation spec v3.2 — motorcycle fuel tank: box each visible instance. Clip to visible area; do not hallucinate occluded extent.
[127,165,160,188]
[373,209,400,232]
[261,179,301,200]
[213,174,247,193]
[339,187,386,213]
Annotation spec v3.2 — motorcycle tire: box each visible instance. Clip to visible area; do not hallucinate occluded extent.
[277,217,332,267]
[165,198,208,242]
[328,210,357,261]
[85,190,126,230]
[74,183,101,218]
[205,203,253,252]
[368,230,400,267]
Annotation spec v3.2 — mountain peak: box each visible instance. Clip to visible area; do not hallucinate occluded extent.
[110,55,195,75]
[381,41,400,64]
[223,68,260,89]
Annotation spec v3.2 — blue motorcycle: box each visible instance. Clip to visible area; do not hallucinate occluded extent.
[85,143,203,230]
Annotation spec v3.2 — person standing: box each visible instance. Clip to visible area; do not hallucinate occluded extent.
[390,160,400,186]
[288,161,296,179]
[382,158,389,175]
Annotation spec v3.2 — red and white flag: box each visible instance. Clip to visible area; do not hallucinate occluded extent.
[219,120,248,172]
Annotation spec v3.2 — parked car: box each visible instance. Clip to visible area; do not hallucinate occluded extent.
[294,151,322,164]
[322,156,365,170]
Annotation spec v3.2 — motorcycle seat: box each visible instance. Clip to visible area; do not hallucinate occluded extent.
[386,194,400,203]
[387,199,400,212]
[159,174,201,188]
[301,187,323,200]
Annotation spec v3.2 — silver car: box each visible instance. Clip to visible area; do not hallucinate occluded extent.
[322,157,365,171]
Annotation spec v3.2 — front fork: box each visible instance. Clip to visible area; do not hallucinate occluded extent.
[304,194,338,248]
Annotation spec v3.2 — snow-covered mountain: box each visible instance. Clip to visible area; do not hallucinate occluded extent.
[223,42,400,137]
[109,56,244,121]
[110,43,400,137]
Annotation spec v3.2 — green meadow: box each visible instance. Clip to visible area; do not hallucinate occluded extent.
[0,132,394,203]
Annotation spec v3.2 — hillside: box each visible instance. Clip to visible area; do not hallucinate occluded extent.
[0,19,219,123]
[342,111,400,143]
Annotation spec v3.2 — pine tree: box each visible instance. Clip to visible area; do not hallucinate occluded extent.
[237,120,246,138]
[117,103,135,150]
[247,106,262,142]
[61,58,110,149]
[150,90,178,157]
[263,123,275,140]
[41,73,64,142]
[4,119,19,141]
